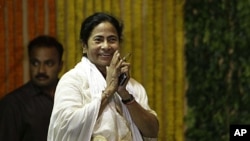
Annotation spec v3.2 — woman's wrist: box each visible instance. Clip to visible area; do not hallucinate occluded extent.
[122,94,135,105]
[102,91,110,99]
[118,90,130,99]
[102,87,114,99]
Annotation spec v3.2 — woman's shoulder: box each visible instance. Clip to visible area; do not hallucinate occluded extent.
[129,78,143,87]
[127,78,146,95]
[58,64,89,87]
[61,62,87,79]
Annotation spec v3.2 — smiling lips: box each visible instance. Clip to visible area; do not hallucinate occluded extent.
[99,53,113,59]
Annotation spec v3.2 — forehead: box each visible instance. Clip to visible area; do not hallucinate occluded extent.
[30,46,59,60]
[90,22,118,37]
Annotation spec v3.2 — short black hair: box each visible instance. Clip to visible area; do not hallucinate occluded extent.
[28,35,64,61]
[80,12,123,45]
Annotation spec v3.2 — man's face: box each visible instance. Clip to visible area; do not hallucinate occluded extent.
[29,46,62,88]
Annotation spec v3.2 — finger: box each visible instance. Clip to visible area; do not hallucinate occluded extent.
[110,51,120,67]
[122,53,131,62]
[116,58,124,71]
[120,62,130,70]
[120,65,128,72]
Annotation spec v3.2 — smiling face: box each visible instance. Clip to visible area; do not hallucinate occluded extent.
[86,22,120,71]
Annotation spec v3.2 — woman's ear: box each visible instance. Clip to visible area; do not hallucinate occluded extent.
[82,43,87,54]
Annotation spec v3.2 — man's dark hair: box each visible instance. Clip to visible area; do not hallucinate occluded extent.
[28,35,64,60]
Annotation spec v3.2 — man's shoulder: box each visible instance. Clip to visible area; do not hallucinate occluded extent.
[1,82,34,102]
[0,82,35,118]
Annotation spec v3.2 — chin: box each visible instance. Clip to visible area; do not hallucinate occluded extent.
[99,60,111,66]
[33,81,49,87]
[37,83,49,88]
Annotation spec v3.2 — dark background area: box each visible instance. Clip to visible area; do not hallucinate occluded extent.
[185,0,250,141]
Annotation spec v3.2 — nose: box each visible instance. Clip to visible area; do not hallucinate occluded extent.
[38,64,46,73]
[101,40,110,49]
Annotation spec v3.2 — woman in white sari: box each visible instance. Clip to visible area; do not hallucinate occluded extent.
[48,12,159,141]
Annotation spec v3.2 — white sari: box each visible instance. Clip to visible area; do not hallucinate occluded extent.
[47,57,157,141]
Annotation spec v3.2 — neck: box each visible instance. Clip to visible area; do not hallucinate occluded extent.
[42,87,56,98]
[39,81,58,98]
[96,65,107,78]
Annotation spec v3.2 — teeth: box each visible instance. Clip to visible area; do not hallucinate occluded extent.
[102,54,111,56]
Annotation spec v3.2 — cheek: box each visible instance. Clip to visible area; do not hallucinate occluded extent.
[48,67,60,74]
[87,47,99,57]
[112,43,120,50]
[29,67,37,74]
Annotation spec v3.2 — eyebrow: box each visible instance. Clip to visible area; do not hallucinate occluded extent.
[93,34,118,38]
[30,58,55,62]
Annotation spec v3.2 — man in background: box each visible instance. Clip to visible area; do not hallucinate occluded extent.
[0,35,64,141]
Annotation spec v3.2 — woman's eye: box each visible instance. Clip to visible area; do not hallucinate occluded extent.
[108,37,118,43]
[94,38,102,43]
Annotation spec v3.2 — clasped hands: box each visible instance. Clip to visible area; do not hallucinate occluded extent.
[105,50,131,99]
